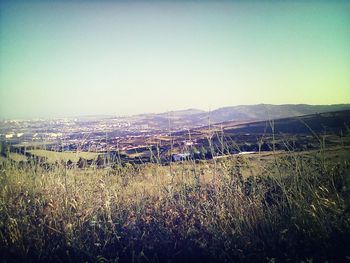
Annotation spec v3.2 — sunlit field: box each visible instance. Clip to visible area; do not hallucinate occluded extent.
[1,146,349,262]
[27,150,99,163]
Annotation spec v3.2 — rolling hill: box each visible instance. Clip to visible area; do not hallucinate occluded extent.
[130,104,350,129]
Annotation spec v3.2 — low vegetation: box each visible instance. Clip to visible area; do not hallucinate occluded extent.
[8,153,28,162]
[27,150,99,163]
[0,147,350,262]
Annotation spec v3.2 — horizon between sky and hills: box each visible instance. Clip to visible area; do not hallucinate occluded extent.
[0,103,350,121]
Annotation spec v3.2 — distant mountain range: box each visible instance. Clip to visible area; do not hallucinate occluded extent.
[203,104,350,123]
[130,104,350,128]
[220,109,350,135]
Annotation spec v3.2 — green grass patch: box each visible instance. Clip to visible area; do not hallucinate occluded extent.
[27,149,99,163]
[8,153,28,162]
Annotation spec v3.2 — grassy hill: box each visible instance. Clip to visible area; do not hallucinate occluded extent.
[130,104,350,128]
[207,103,350,123]
[221,109,350,134]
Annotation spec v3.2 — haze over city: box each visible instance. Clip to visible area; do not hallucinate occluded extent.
[1,0,349,119]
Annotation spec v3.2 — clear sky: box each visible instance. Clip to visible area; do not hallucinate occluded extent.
[0,1,350,119]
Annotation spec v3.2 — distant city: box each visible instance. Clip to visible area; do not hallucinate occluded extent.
[1,104,350,165]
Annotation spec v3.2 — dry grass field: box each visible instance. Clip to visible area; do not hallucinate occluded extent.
[0,147,350,262]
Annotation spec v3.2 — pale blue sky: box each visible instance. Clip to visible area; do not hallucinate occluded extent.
[1,1,350,118]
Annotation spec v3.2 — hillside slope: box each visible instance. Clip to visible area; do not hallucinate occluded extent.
[131,104,350,129]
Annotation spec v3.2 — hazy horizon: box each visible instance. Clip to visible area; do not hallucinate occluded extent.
[1,102,350,121]
[1,1,350,119]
